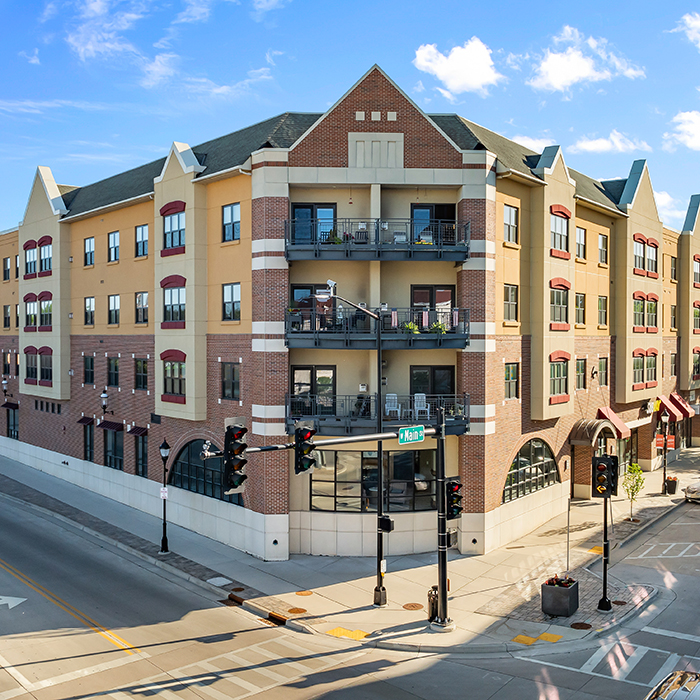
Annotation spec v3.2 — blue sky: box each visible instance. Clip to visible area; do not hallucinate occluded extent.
[2,0,700,229]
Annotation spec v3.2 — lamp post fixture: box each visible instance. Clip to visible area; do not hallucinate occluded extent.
[1,378,12,398]
[100,388,114,415]
[159,439,171,553]
[660,408,669,495]
[314,280,387,607]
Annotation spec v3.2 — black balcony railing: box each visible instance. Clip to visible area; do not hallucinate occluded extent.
[286,392,470,435]
[285,218,471,260]
[285,307,470,349]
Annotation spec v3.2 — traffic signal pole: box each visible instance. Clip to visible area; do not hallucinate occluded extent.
[597,496,612,612]
[433,405,453,629]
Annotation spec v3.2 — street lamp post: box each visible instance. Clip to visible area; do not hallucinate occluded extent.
[660,408,669,495]
[159,439,171,553]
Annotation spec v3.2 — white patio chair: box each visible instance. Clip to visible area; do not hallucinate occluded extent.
[414,393,430,420]
[385,393,401,420]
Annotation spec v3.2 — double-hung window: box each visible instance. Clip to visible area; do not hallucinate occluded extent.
[599,234,608,264]
[633,356,644,384]
[633,299,645,327]
[671,256,678,281]
[107,358,119,387]
[2,258,9,281]
[2,305,9,329]
[550,289,568,323]
[646,300,658,328]
[163,361,185,396]
[695,260,700,285]
[84,297,95,326]
[135,435,148,477]
[108,231,119,262]
[550,361,568,397]
[646,355,657,383]
[221,362,240,400]
[647,245,658,274]
[25,354,37,380]
[25,248,37,275]
[223,203,241,242]
[694,307,700,331]
[135,359,148,390]
[84,237,95,266]
[598,296,608,326]
[576,227,586,259]
[504,284,518,321]
[634,240,645,270]
[503,205,518,243]
[135,292,148,324]
[671,304,678,330]
[108,295,120,325]
[598,357,609,386]
[222,283,241,321]
[40,355,52,383]
[671,353,678,377]
[164,212,185,250]
[104,430,123,471]
[551,214,568,252]
[575,293,585,325]
[576,359,586,390]
[135,225,148,257]
[39,300,52,327]
[504,363,519,399]
[164,287,185,322]
[84,356,94,384]
[25,301,37,327]
[39,244,52,273]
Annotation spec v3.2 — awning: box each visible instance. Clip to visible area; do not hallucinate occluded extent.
[597,407,631,439]
[657,395,683,422]
[127,426,148,436]
[569,418,618,446]
[98,420,123,431]
[670,392,694,419]
[1,402,18,410]
[77,416,94,425]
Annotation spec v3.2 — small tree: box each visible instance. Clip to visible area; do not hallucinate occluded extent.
[622,463,645,520]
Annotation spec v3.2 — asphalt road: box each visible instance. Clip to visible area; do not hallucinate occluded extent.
[1,496,700,699]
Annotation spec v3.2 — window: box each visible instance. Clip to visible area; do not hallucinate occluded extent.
[551,214,568,252]
[25,354,37,380]
[671,256,678,281]
[221,362,240,400]
[84,297,95,325]
[576,359,586,389]
[647,245,658,274]
[671,353,677,377]
[695,307,700,332]
[14,255,18,279]
[633,299,645,327]
[3,306,9,329]
[671,305,678,330]
[695,260,700,285]
[695,353,700,377]
[25,301,37,327]
[25,248,37,275]
[163,361,185,396]
[104,429,123,470]
[14,304,18,329]
[2,258,9,281]
[108,295,120,325]
[40,244,52,273]
[108,231,119,262]
[646,355,657,383]
[505,363,519,399]
[164,287,186,322]
[646,300,658,328]
[84,356,94,384]
[83,424,94,462]
[164,212,185,249]
[39,300,52,327]
[2,354,9,376]
[135,224,148,257]
[550,289,568,323]
[598,234,608,264]
[502,439,560,503]
[7,407,18,440]
[13,351,18,376]
[576,227,586,259]
[598,357,609,386]
[503,204,518,243]
[222,283,241,321]
[504,284,518,322]
[550,361,568,396]
[107,357,119,387]
[634,240,645,270]
[84,237,95,266]
[633,356,644,384]
[135,435,148,477]
[223,203,241,242]
[410,365,455,395]
[575,293,585,325]
[135,358,147,390]
[40,355,52,383]
[135,292,148,324]
[598,296,608,326]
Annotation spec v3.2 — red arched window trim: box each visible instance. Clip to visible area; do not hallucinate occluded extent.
[549,277,571,290]
[646,237,659,248]
[37,236,52,247]
[694,347,700,354]
[647,293,659,302]
[23,292,37,302]
[37,291,52,301]
[549,350,571,362]
[550,204,571,219]
[632,348,646,357]
[23,240,37,250]
[37,346,52,355]
[160,349,186,362]
[23,346,37,355]
[632,291,646,301]
[160,274,187,289]
[159,201,186,217]
[633,233,647,244]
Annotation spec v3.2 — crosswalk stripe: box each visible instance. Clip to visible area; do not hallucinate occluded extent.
[610,644,648,680]
[649,653,681,687]
[580,642,616,673]
[643,627,700,644]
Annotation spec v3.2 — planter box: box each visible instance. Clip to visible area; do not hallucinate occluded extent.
[666,479,678,495]
[541,581,579,617]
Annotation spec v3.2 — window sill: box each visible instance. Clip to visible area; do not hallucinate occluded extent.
[598,262,609,269]
[632,383,646,391]
[135,255,148,261]
[597,324,608,330]
[84,324,94,329]
[39,380,52,387]
[221,239,242,247]
[107,323,120,328]
[135,321,149,327]
[38,326,51,332]
[550,323,570,331]
[107,260,120,266]
[221,319,242,325]
[550,249,571,260]
[575,257,587,264]
[161,393,186,404]
[633,326,645,333]
[646,327,658,333]
[84,264,94,270]
[23,326,36,332]
[2,279,10,284]
[574,323,585,329]
[670,278,678,284]
[2,326,10,331]
[502,320,520,328]
[161,246,185,258]
[646,381,658,388]
[24,378,37,385]
[38,270,52,278]
[633,268,646,276]
[694,375,700,381]
[23,273,36,280]
[161,321,185,329]
[694,329,700,335]
[647,271,659,279]
[502,241,520,250]
[694,283,700,289]
[549,394,569,405]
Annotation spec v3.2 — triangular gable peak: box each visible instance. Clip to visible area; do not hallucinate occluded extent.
[288,65,463,169]
[154,141,206,183]
[681,194,700,236]
[531,146,576,187]
[617,160,660,221]
[24,166,69,221]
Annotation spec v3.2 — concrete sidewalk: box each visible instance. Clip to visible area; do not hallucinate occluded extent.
[0,449,697,654]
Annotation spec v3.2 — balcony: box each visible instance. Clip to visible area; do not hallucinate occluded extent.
[285,307,470,349]
[285,218,470,261]
[285,393,470,436]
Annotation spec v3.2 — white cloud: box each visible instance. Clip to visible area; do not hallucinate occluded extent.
[0,99,107,114]
[182,66,272,97]
[505,52,529,71]
[174,0,215,24]
[568,130,651,154]
[19,49,41,65]
[252,0,287,20]
[39,2,59,23]
[528,25,644,93]
[412,80,425,93]
[673,12,700,50]
[511,135,556,152]
[663,111,700,151]
[654,190,687,227]
[140,53,178,87]
[265,49,283,65]
[413,38,505,99]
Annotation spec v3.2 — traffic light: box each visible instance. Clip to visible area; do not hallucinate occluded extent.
[294,424,316,474]
[223,424,248,494]
[446,480,463,520]
[592,455,618,498]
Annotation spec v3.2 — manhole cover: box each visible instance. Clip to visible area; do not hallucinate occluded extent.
[296,590,313,596]
[231,587,245,592]
[571,622,592,630]
[403,603,423,611]
[612,600,628,605]
[287,607,307,614]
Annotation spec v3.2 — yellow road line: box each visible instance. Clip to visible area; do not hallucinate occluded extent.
[0,556,139,654]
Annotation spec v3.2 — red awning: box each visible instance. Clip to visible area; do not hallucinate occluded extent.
[98,420,123,431]
[127,426,148,436]
[670,392,694,419]
[657,395,683,422]
[597,406,631,439]
[77,416,94,425]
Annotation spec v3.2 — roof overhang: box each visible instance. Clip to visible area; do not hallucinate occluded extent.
[569,418,619,446]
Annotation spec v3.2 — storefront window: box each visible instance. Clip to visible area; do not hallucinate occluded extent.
[502,439,560,503]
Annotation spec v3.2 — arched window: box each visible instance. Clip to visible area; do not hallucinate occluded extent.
[502,439,560,503]
[168,439,242,506]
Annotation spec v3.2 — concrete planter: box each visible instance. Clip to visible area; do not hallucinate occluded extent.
[666,478,678,495]
[541,581,579,617]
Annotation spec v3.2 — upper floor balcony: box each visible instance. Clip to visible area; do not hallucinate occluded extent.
[284,218,471,262]
[285,307,470,349]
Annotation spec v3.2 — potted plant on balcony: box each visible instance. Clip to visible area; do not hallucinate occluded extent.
[429,321,448,335]
[541,574,578,617]
[324,229,343,244]
[401,321,420,334]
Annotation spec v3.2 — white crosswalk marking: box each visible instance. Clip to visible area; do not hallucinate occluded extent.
[649,654,681,687]
[628,542,700,559]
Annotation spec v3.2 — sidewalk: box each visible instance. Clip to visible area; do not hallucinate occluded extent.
[1,449,698,654]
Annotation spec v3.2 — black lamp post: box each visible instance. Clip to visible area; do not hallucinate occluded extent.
[159,439,171,553]
[100,388,114,415]
[660,408,669,495]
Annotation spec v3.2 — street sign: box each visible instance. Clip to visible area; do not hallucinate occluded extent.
[160,487,168,500]
[398,425,424,445]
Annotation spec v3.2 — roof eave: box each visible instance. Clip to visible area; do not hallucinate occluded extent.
[61,192,154,222]
[573,194,627,218]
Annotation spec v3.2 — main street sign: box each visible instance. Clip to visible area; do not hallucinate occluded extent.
[398,425,425,445]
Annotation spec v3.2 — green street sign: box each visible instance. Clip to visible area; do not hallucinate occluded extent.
[398,425,425,445]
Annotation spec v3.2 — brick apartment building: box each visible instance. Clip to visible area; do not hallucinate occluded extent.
[1,65,698,560]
